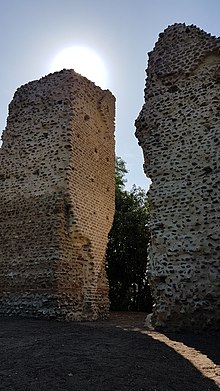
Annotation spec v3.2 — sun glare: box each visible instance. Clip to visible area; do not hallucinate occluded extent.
[50,46,108,88]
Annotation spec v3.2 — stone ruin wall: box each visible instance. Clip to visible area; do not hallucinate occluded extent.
[136,24,220,330]
[0,70,115,320]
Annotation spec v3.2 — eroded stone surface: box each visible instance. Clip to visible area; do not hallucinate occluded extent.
[135,24,220,330]
[0,70,115,320]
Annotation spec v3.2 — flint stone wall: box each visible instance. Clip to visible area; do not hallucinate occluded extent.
[135,24,220,330]
[0,70,115,320]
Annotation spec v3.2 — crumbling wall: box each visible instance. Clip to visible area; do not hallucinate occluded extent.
[0,69,115,320]
[135,24,220,330]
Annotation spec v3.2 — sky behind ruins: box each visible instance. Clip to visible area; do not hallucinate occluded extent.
[0,0,219,190]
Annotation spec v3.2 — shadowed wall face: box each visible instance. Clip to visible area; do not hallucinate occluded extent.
[135,24,220,330]
[0,70,115,320]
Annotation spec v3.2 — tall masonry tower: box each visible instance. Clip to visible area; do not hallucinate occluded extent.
[0,70,115,320]
[136,24,220,330]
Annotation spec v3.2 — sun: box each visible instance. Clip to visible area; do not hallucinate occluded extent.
[50,46,108,88]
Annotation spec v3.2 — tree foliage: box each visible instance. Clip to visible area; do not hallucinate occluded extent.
[106,157,152,312]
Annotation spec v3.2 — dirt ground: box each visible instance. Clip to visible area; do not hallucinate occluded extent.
[0,312,219,391]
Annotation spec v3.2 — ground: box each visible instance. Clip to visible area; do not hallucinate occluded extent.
[0,312,219,391]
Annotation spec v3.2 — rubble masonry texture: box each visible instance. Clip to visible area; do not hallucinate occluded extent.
[0,69,115,320]
[135,24,220,330]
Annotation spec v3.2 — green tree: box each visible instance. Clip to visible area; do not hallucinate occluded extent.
[106,157,152,312]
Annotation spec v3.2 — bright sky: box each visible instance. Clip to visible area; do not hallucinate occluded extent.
[0,0,219,190]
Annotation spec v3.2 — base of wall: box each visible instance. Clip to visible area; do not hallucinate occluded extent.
[0,290,110,321]
[151,306,220,332]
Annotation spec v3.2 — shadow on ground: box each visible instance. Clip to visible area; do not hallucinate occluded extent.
[163,331,220,366]
[0,313,219,391]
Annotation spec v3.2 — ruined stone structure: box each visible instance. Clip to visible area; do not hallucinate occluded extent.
[0,70,115,320]
[136,24,220,330]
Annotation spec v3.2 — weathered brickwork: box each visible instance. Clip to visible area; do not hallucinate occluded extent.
[136,24,220,330]
[0,70,115,320]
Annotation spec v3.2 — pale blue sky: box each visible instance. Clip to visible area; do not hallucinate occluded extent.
[0,0,219,189]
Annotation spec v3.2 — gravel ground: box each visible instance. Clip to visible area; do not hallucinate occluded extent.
[0,312,219,391]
